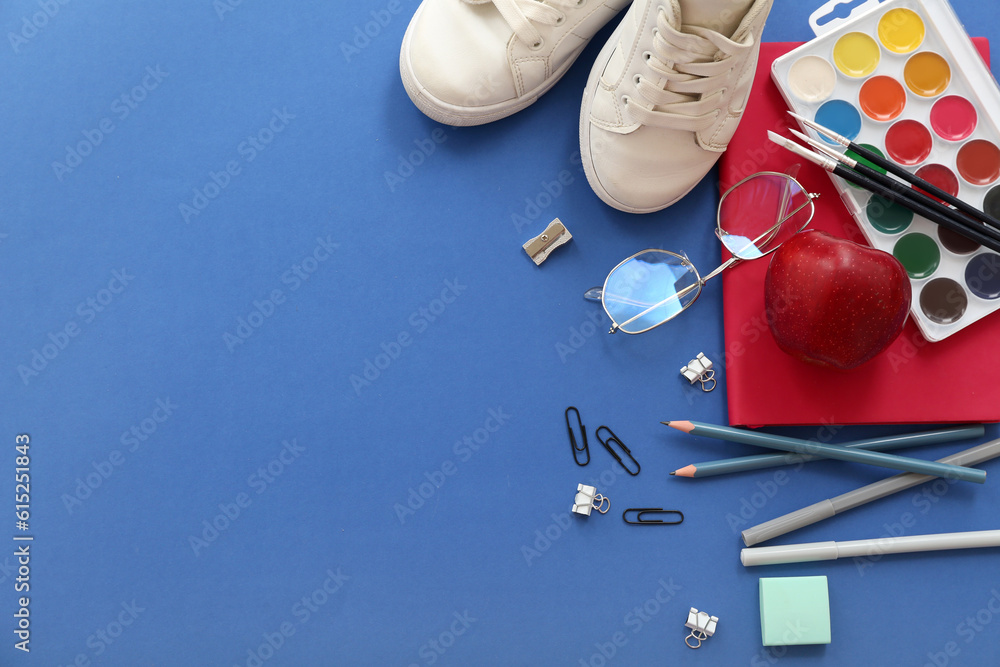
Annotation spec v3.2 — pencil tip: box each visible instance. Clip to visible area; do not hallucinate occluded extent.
[660,421,671,426]
[669,471,676,475]
[668,421,696,434]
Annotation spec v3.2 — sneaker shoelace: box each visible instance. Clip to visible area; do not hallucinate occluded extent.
[487,0,584,48]
[625,4,753,131]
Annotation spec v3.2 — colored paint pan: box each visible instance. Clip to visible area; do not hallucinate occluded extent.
[985,186,1000,220]
[920,278,968,324]
[957,140,1000,186]
[938,227,981,255]
[885,119,933,166]
[930,96,978,141]
[878,8,926,54]
[904,52,951,97]
[814,100,861,145]
[832,32,880,78]
[915,164,959,202]
[787,55,837,103]
[894,233,940,279]
[866,194,913,234]
[859,75,906,121]
[965,253,1000,300]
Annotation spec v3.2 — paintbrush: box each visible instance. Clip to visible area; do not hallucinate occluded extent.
[788,110,1000,231]
[767,131,1000,254]
[789,128,1000,248]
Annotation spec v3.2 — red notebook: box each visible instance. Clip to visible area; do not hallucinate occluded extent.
[720,39,1000,427]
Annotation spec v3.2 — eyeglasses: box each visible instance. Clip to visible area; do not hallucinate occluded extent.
[585,172,819,334]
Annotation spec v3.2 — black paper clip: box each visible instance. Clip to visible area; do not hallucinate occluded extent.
[595,425,640,476]
[565,406,590,467]
[622,508,684,525]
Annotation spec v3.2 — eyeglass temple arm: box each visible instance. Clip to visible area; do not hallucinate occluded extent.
[699,194,817,284]
[610,194,816,333]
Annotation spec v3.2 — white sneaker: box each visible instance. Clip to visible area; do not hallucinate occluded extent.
[400,0,633,126]
[580,0,773,213]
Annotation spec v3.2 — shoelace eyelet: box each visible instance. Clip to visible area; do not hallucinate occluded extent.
[575,0,585,6]
[555,14,565,25]
[633,74,641,86]
[530,38,544,50]
[642,51,652,61]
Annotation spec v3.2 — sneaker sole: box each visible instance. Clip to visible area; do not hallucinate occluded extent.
[578,17,698,214]
[399,2,592,127]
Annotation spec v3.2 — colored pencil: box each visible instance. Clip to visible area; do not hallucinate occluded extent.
[663,420,987,484]
[669,424,984,478]
[789,110,1000,231]
[768,132,1000,254]
[741,529,1000,566]
[742,437,1000,546]
[790,128,1000,248]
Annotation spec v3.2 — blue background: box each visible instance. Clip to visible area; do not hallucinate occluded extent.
[2,0,1000,665]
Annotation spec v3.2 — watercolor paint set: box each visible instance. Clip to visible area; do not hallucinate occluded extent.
[772,0,1000,341]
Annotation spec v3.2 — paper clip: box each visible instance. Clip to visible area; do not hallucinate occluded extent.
[595,426,640,476]
[680,353,716,392]
[572,484,610,516]
[622,508,684,525]
[684,608,718,649]
[565,406,589,467]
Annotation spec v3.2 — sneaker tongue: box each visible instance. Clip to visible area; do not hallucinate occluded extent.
[676,0,755,38]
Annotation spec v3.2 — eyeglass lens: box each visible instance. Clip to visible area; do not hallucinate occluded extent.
[602,251,702,334]
[718,174,812,259]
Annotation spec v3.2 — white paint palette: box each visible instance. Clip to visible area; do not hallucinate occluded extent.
[772,0,1000,341]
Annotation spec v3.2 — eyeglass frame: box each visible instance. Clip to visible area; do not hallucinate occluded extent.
[594,171,819,335]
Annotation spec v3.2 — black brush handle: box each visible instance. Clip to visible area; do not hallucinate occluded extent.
[847,140,1000,231]
[832,163,1000,255]
[850,161,1000,246]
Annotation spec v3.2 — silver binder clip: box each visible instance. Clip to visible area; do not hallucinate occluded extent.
[571,484,609,517]
[680,353,716,392]
[684,608,718,649]
[523,218,572,265]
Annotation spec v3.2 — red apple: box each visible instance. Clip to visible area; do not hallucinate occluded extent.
[764,230,911,370]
